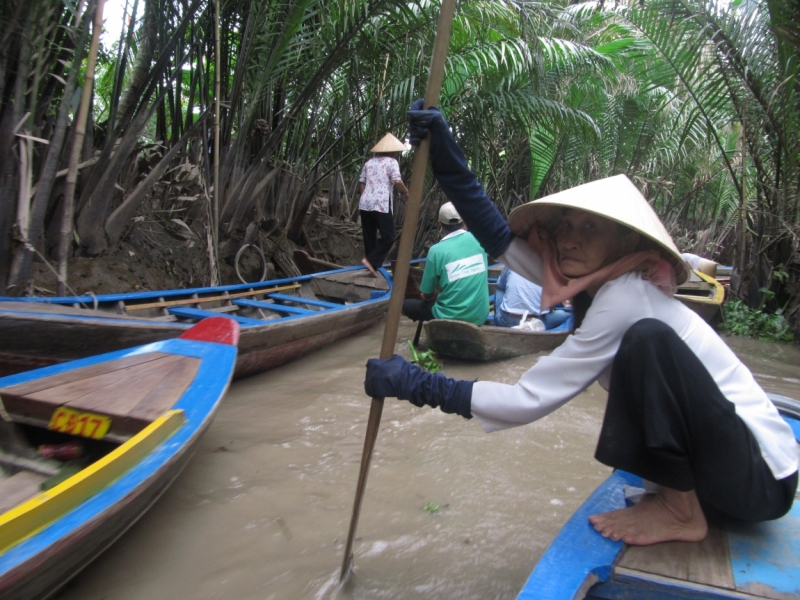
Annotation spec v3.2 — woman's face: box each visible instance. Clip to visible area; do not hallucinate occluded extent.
[555,209,637,277]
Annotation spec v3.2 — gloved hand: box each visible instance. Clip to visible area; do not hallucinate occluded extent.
[364,354,473,419]
[406,99,513,258]
[407,99,448,147]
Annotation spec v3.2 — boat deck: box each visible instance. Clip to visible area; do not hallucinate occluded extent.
[589,490,800,600]
[0,352,199,442]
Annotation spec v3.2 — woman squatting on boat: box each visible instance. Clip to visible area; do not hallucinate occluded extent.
[364,100,798,546]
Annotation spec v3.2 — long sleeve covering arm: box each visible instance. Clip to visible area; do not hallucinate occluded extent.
[421,114,514,258]
[470,273,641,432]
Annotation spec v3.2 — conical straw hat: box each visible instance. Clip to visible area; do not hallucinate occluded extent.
[508,174,690,285]
[371,133,405,153]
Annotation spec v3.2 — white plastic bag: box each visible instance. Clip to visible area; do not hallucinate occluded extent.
[511,311,545,332]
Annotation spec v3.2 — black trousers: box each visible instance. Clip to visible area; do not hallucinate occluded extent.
[360,209,394,270]
[402,298,435,322]
[596,319,797,522]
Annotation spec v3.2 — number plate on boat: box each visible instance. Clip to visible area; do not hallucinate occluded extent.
[48,407,112,439]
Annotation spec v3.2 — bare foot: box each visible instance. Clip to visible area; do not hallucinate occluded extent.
[588,487,708,545]
[361,258,379,278]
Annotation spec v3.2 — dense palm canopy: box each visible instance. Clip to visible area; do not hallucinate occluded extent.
[0,0,798,327]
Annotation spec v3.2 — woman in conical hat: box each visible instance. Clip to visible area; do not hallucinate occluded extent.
[357,133,410,277]
[364,103,797,546]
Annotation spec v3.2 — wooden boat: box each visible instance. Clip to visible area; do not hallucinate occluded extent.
[424,319,570,361]
[676,269,725,322]
[0,317,238,600]
[518,392,800,600]
[0,265,390,379]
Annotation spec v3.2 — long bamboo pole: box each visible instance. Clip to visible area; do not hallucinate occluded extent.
[212,0,222,286]
[339,0,456,583]
[57,0,105,296]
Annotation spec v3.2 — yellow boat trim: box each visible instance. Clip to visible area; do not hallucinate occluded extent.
[0,410,185,553]
[682,270,725,305]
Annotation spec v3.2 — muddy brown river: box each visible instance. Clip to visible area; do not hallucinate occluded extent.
[55,320,800,599]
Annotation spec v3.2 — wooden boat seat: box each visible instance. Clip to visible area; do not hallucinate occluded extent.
[267,293,340,309]
[233,299,317,315]
[0,352,200,442]
[616,526,735,591]
[0,471,47,514]
[168,307,264,326]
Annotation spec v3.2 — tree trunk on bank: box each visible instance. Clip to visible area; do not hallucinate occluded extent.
[6,4,92,295]
[116,0,156,120]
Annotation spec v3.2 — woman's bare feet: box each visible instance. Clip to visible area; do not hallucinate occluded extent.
[588,486,708,545]
[361,258,379,278]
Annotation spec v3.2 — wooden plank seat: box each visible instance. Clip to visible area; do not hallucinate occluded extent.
[0,352,200,443]
[266,293,341,309]
[232,299,317,315]
[168,307,264,326]
[616,525,735,590]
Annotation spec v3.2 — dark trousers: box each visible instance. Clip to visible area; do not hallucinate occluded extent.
[361,209,394,270]
[596,319,797,522]
[402,298,435,322]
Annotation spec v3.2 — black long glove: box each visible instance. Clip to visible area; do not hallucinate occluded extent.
[364,355,473,419]
[407,99,514,258]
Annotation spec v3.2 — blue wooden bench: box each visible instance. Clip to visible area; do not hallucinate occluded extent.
[233,299,316,315]
[168,307,264,326]
[266,293,340,309]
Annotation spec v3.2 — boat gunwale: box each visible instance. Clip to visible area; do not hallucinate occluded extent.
[0,264,390,307]
[675,270,725,306]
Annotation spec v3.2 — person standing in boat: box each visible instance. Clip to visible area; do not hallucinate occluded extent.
[358,133,410,277]
[494,266,571,330]
[401,202,490,327]
[364,102,797,546]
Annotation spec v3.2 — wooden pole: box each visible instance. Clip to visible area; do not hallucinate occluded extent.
[339,0,456,583]
[737,106,747,288]
[212,0,222,286]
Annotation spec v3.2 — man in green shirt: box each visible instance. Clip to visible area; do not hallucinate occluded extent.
[402,202,490,326]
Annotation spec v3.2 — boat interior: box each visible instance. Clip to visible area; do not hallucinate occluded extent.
[1,269,390,326]
[675,270,720,299]
[0,352,196,524]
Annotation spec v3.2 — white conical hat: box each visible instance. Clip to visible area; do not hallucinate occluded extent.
[371,133,405,153]
[508,174,690,285]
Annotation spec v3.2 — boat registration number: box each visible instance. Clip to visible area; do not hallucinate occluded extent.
[48,407,112,440]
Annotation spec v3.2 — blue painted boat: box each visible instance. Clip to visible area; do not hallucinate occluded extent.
[0,264,391,378]
[0,317,238,599]
[518,393,800,600]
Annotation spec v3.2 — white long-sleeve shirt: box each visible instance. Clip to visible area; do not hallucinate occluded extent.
[470,238,798,480]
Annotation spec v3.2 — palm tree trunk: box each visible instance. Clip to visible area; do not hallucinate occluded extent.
[57,0,105,295]
[116,0,156,121]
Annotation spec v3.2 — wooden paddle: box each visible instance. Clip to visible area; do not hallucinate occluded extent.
[339,0,457,583]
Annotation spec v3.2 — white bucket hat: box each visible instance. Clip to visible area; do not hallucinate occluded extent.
[371,133,405,153]
[438,202,463,225]
[508,175,690,285]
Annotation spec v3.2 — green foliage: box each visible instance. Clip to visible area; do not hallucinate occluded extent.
[721,299,794,342]
[407,340,441,373]
[423,501,449,514]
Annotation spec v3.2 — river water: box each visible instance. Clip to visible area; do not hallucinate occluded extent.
[56,320,800,600]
